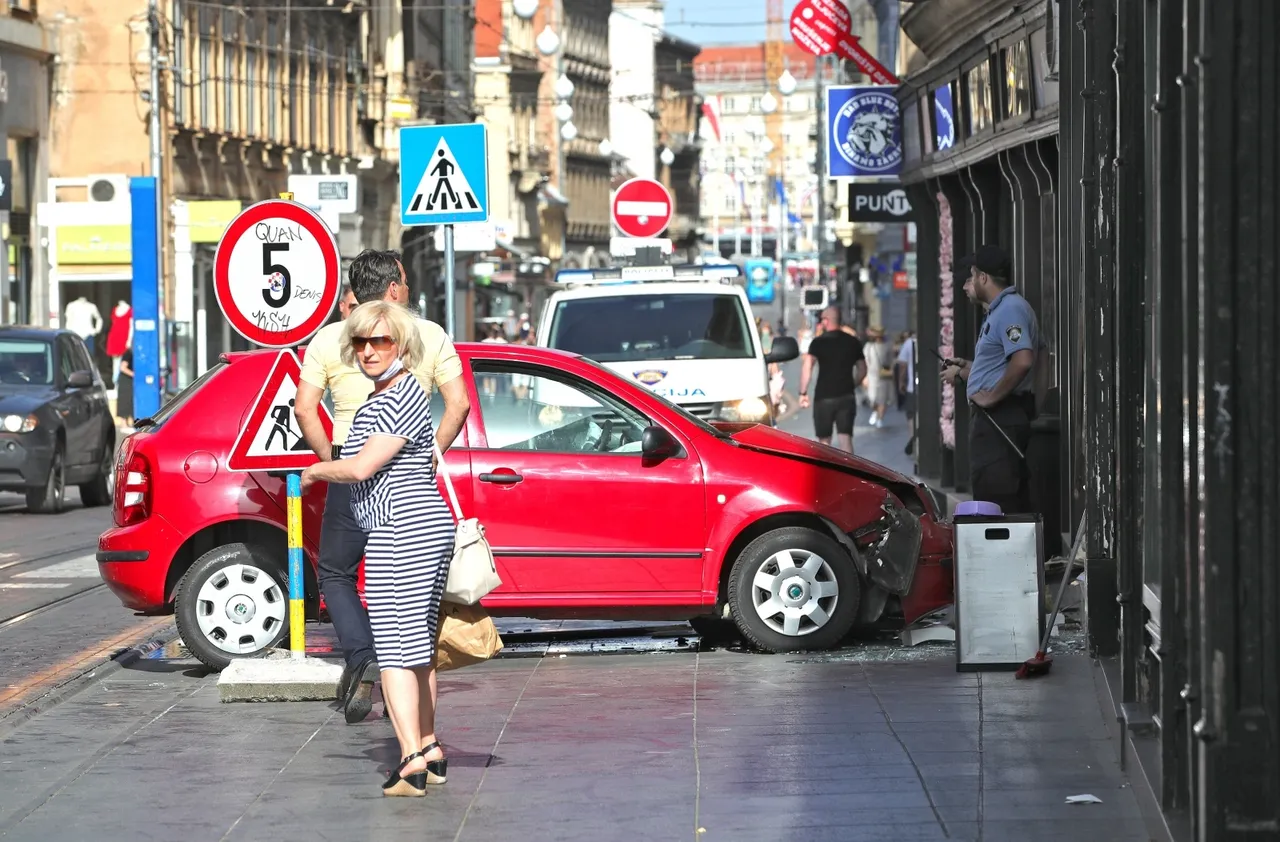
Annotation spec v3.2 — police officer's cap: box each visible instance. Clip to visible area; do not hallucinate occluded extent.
[956,244,1011,277]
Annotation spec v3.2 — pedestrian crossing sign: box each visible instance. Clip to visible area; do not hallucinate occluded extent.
[399,123,490,226]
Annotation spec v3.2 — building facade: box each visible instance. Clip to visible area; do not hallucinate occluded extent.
[39,0,430,389]
[0,2,56,328]
[897,0,1280,838]
[653,32,701,258]
[557,0,612,267]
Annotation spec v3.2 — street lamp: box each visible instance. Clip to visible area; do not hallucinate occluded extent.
[659,147,675,167]
[554,73,575,100]
[554,101,574,123]
[560,121,578,141]
[598,138,613,157]
[536,25,560,56]
[777,69,797,96]
[759,135,774,154]
[759,91,777,114]
[512,0,538,20]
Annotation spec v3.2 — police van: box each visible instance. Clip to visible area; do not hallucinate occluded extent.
[536,263,799,425]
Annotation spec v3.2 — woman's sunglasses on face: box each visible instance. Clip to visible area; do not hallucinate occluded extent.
[352,335,396,352]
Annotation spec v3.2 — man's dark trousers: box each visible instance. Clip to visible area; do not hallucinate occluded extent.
[317,480,375,670]
[969,395,1033,515]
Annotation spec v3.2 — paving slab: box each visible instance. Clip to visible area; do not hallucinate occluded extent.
[0,637,1149,842]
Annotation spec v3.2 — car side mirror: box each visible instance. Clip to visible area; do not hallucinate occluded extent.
[764,336,800,364]
[641,425,681,459]
[67,370,94,389]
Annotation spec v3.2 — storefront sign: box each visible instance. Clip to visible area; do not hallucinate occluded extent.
[847,183,914,222]
[826,85,903,178]
[56,225,132,265]
[188,200,243,244]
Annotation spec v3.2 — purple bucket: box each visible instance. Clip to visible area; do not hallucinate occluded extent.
[955,500,1003,517]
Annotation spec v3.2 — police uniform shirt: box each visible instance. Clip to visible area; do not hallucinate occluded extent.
[966,287,1038,400]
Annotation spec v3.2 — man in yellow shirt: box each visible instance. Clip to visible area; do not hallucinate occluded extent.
[294,248,470,723]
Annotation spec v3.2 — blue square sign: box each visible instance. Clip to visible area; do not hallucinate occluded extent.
[398,123,490,226]
[826,85,903,179]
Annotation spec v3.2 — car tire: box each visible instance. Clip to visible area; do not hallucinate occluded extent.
[727,526,861,653]
[79,442,114,508]
[26,445,66,514]
[175,543,291,672]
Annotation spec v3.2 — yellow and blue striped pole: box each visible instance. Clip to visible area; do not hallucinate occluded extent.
[286,472,306,659]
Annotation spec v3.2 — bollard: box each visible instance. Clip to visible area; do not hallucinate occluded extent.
[286,472,306,659]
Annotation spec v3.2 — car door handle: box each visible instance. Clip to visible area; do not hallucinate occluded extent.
[479,471,523,485]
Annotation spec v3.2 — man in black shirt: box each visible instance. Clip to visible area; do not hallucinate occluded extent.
[798,307,866,454]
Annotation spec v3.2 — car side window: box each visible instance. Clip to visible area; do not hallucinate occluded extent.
[472,363,649,454]
[70,338,95,379]
[56,338,76,383]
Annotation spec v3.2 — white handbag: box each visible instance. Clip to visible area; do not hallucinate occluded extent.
[435,442,502,605]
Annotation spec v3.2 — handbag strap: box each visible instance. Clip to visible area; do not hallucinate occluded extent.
[432,439,465,521]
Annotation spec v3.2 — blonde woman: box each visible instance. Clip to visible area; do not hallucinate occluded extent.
[301,301,453,797]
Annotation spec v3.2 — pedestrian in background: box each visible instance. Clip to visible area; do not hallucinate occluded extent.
[295,249,470,725]
[301,301,454,797]
[338,283,358,320]
[897,331,917,455]
[940,244,1039,514]
[798,307,866,454]
[863,326,893,427]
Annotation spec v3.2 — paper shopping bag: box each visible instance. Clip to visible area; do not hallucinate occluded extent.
[435,601,504,672]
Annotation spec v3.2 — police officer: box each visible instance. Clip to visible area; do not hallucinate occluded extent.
[941,245,1039,514]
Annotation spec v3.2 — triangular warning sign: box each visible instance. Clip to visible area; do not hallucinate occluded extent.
[227,350,335,473]
[406,137,481,215]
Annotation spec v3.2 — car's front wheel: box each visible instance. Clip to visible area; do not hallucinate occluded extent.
[727,526,861,653]
[174,543,290,671]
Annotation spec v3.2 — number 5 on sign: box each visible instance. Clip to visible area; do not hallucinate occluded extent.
[214,198,341,349]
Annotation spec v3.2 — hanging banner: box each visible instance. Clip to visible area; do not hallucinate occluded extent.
[826,85,903,179]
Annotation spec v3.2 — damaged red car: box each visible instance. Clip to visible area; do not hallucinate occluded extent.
[97,342,953,670]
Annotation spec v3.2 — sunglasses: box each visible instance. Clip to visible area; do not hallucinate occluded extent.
[352,334,395,351]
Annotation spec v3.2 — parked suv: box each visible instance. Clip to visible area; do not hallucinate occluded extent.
[98,343,953,670]
[0,326,116,512]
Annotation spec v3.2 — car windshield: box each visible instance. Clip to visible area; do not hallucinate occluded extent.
[574,356,729,439]
[547,292,755,362]
[0,339,54,386]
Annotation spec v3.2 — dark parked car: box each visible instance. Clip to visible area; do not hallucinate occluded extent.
[0,326,116,512]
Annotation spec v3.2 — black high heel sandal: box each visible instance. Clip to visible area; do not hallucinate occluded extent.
[382,750,427,797]
[420,740,448,785]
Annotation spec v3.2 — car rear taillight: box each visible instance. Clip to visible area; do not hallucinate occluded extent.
[117,453,152,526]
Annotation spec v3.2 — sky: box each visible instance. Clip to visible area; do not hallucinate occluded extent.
[663,0,797,46]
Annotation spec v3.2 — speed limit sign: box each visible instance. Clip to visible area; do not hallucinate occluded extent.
[213,199,341,348]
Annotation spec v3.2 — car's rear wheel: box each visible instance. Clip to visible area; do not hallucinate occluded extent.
[79,441,114,508]
[727,526,861,653]
[175,543,290,671]
[26,445,65,514]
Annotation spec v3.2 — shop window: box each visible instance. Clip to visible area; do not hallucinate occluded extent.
[5,137,29,214]
[965,58,994,135]
[1003,40,1031,119]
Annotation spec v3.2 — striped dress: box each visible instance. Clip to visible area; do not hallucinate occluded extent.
[345,375,454,670]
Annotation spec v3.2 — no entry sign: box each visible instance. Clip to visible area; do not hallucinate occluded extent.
[611,178,674,239]
[214,199,341,348]
[790,0,900,86]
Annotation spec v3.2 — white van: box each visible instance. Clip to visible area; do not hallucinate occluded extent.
[537,264,799,424]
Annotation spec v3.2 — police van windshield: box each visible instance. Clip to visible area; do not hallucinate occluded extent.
[547,292,755,362]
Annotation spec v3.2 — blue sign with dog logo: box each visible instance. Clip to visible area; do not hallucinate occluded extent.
[826,85,903,178]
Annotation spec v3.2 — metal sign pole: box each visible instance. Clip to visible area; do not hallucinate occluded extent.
[444,223,456,338]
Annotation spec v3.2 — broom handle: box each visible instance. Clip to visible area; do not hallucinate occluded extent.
[1038,511,1088,653]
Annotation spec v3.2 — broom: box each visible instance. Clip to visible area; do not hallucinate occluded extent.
[1016,511,1087,679]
